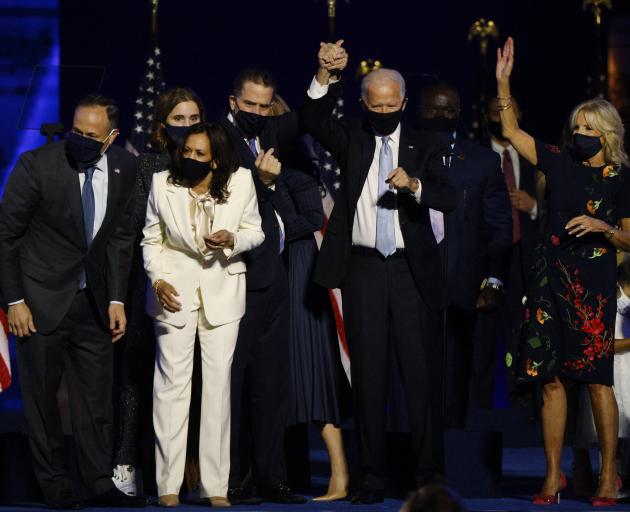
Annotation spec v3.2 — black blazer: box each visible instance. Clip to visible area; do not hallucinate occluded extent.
[0,142,137,333]
[219,113,302,290]
[444,137,512,310]
[302,82,458,310]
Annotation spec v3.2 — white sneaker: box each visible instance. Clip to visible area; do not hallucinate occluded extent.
[112,464,137,496]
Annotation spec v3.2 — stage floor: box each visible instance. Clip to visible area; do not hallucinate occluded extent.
[2,448,630,511]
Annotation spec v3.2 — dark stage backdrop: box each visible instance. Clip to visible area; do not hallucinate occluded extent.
[58,0,624,147]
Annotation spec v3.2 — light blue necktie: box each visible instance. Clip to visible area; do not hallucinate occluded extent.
[375,136,396,257]
[79,166,95,288]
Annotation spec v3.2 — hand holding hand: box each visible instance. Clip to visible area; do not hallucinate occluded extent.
[7,302,36,338]
[154,280,182,313]
[205,230,235,250]
[255,148,281,186]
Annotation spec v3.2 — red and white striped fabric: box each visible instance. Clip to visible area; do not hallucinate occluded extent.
[313,95,351,384]
[0,308,11,392]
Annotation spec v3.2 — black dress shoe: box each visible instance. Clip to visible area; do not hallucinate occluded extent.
[351,489,384,505]
[46,498,84,510]
[89,487,147,507]
[257,484,307,504]
[227,487,263,505]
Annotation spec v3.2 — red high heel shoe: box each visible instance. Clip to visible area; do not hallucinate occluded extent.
[589,475,622,507]
[532,473,568,505]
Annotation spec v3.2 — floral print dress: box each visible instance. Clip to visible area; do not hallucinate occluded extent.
[514,140,630,385]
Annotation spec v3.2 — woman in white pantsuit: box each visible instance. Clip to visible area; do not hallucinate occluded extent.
[142,123,264,507]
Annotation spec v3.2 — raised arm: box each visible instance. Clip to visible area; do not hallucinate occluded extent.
[496,37,537,166]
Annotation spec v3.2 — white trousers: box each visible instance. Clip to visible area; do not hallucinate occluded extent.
[153,290,239,498]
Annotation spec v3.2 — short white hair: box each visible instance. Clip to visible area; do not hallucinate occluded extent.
[361,68,406,100]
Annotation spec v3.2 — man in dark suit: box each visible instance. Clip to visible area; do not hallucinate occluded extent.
[0,95,145,509]
[486,96,542,392]
[417,83,513,429]
[219,68,306,505]
[303,42,457,504]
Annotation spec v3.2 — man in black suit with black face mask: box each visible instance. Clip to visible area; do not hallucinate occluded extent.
[0,95,146,509]
[302,42,458,504]
[417,83,513,429]
[219,69,307,505]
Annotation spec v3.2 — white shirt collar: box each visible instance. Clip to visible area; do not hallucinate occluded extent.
[490,137,514,155]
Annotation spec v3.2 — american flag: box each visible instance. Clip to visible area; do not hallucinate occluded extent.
[125,43,166,156]
[0,308,11,392]
[312,97,351,383]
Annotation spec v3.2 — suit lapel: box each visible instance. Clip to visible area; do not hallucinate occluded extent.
[355,127,376,199]
[165,182,197,252]
[59,150,87,248]
[398,127,418,178]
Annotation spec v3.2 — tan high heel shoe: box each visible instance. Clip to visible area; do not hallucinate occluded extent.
[209,496,231,507]
[158,494,180,507]
[312,490,348,502]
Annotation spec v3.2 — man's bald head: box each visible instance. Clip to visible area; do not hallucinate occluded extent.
[361,68,406,102]
[419,82,460,120]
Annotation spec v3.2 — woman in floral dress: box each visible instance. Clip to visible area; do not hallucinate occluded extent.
[497,37,630,505]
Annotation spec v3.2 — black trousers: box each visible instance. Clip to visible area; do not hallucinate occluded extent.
[16,290,115,503]
[444,306,498,429]
[229,263,289,488]
[343,248,443,491]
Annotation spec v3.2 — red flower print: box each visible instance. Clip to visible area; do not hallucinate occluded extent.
[550,235,561,246]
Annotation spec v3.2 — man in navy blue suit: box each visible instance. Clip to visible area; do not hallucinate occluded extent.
[417,82,513,429]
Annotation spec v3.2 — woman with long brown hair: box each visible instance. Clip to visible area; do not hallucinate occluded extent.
[497,37,630,506]
[112,88,205,495]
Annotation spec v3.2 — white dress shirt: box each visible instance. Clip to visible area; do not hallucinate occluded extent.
[490,138,538,220]
[307,77,422,250]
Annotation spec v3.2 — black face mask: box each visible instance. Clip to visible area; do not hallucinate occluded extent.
[573,133,603,161]
[234,110,268,138]
[417,116,458,134]
[365,108,404,136]
[181,158,211,183]
[66,131,111,166]
[487,120,507,142]
[164,124,192,145]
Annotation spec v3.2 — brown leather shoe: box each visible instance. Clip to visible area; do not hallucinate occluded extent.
[209,496,231,507]
[158,494,179,507]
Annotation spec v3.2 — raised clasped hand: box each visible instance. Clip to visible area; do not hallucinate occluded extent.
[318,39,348,73]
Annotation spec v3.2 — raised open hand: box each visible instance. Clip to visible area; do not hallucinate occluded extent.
[496,37,514,84]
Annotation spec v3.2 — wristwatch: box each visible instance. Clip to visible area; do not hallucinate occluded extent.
[605,226,619,240]
[480,278,504,292]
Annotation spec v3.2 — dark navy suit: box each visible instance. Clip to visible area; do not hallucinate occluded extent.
[441,136,512,428]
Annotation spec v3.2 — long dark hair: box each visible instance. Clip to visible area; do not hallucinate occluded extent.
[150,87,206,152]
[169,123,236,204]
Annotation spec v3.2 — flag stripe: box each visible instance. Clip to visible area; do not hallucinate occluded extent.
[0,308,11,392]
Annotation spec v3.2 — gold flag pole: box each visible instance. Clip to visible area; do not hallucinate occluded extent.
[467,18,499,141]
[583,0,612,26]
[151,0,159,37]
[327,0,336,39]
